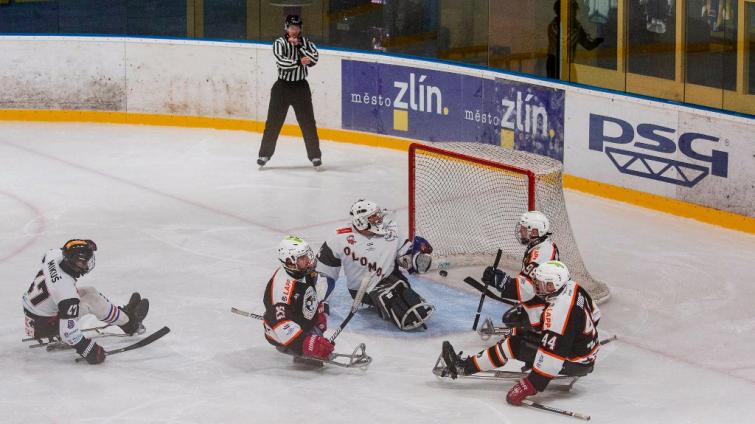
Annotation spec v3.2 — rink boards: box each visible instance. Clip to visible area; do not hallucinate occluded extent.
[0,35,752,232]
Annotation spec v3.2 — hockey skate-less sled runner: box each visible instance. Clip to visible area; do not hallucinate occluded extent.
[23,323,146,351]
[232,307,372,370]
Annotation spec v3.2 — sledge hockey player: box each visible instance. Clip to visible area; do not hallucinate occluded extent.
[440,261,601,406]
[479,210,559,333]
[22,239,149,364]
[316,199,435,331]
[262,236,334,361]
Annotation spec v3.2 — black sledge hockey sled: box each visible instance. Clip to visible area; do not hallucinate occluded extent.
[279,343,372,370]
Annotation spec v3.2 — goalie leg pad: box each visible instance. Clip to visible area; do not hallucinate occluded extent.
[369,276,435,331]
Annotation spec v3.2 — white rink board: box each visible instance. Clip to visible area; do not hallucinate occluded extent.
[0,35,752,217]
[125,40,257,119]
[565,90,754,216]
[0,37,127,110]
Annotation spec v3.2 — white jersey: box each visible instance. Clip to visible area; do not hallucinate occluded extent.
[22,249,80,317]
[316,221,408,292]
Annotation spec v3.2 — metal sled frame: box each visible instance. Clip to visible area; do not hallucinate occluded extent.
[431,352,580,391]
[289,343,372,371]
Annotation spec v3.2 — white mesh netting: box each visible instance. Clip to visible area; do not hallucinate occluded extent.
[410,142,610,303]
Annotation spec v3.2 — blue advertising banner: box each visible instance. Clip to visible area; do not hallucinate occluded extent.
[341,59,565,161]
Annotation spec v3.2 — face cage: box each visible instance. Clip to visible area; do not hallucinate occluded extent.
[71,255,96,274]
[515,222,530,245]
[285,249,316,274]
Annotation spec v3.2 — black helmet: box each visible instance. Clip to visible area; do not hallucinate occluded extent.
[285,15,303,28]
[61,239,97,278]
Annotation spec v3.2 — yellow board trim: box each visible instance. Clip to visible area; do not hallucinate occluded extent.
[564,175,755,234]
[0,109,751,235]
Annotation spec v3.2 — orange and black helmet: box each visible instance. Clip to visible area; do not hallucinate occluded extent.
[61,239,97,277]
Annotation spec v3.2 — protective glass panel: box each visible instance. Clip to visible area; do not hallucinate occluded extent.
[685,0,738,90]
[326,0,385,51]
[571,0,619,71]
[437,0,489,66]
[750,2,755,94]
[204,0,247,39]
[488,0,551,77]
[627,0,676,79]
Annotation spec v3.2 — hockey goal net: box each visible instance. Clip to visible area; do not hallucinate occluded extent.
[408,142,610,303]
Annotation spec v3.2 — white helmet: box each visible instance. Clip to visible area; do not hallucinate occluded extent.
[516,210,550,245]
[350,199,388,235]
[533,260,570,298]
[277,236,316,277]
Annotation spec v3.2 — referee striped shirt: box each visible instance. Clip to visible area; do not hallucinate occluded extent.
[273,36,319,81]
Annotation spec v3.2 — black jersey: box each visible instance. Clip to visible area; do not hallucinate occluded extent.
[262,267,320,354]
[529,281,601,391]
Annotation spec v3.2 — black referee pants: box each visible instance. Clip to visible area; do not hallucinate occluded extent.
[258,79,321,161]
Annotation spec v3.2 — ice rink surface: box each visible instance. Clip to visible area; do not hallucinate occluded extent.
[1,122,754,423]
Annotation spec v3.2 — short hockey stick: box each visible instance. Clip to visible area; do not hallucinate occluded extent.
[230,307,264,320]
[472,249,502,330]
[75,326,170,363]
[328,274,371,344]
[521,399,591,421]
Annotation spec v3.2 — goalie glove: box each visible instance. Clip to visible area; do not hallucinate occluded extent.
[397,236,433,274]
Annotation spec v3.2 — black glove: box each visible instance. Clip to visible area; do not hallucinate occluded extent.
[74,338,106,365]
[502,305,527,328]
[481,266,511,291]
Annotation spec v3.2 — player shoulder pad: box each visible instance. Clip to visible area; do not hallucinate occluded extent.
[269,268,300,306]
[515,275,538,302]
[542,280,579,335]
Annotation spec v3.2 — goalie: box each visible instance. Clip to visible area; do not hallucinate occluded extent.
[439,261,601,406]
[316,199,435,331]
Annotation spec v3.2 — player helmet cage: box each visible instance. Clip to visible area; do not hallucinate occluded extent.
[277,236,316,278]
[350,199,388,235]
[61,239,97,277]
[285,14,302,29]
[533,260,570,298]
[515,210,551,245]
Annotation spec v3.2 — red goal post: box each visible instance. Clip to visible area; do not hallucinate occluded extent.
[408,142,610,303]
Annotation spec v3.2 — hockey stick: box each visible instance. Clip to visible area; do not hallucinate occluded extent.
[472,249,502,330]
[74,326,170,363]
[230,307,264,320]
[463,277,517,305]
[521,399,591,421]
[328,274,371,344]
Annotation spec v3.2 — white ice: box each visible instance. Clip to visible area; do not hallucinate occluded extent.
[1,122,754,424]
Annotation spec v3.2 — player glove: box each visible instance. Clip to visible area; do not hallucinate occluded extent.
[301,334,334,361]
[506,377,537,406]
[482,267,512,291]
[314,302,328,332]
[74,337,106,365]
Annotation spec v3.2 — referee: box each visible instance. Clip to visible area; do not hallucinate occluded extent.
[257,15,322,170]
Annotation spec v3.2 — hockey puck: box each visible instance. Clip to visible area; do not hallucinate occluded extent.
[439,270,448,277]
